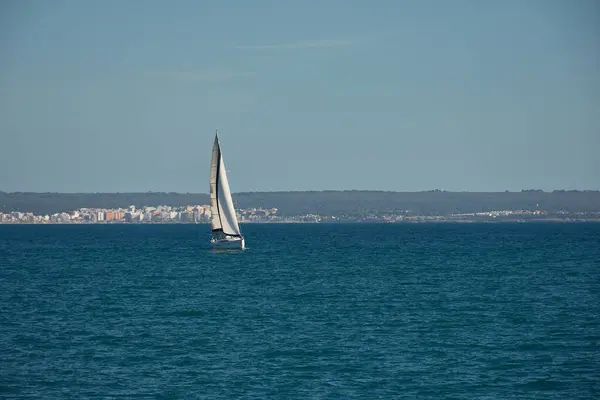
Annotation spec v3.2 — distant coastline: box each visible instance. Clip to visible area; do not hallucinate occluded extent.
[2,220,599,225]
[1,190,599,224]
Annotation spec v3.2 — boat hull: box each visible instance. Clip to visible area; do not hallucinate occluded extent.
[210,237,245,250]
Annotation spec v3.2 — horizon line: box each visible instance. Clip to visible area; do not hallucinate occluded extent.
[2,189,599,195]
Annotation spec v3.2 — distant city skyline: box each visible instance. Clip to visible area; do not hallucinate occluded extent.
[1,0,599,193]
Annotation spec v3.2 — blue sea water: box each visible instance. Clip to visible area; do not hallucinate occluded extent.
[0,223,599,399]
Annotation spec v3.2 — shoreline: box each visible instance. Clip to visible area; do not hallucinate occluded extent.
[2,219,600,225]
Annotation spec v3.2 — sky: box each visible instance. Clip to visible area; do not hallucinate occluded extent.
[1,0,598,193]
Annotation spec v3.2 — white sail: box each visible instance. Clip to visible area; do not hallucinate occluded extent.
[209,132,242,237]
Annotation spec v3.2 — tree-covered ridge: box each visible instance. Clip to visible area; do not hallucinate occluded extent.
[1,190,599,217]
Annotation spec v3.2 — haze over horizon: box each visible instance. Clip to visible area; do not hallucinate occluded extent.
[1,0,598,193]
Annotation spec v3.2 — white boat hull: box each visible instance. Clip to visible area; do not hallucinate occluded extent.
[210,236,245,250]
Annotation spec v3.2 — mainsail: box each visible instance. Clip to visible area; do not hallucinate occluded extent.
[209,131,242,237]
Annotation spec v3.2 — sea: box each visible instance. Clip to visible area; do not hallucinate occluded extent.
[0,223,599,399]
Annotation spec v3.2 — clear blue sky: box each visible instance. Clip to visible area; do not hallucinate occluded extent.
[1,0,598,193]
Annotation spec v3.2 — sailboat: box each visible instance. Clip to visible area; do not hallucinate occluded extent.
[209,130,245,250]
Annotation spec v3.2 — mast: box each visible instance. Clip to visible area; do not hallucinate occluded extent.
[209,131,222,233]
